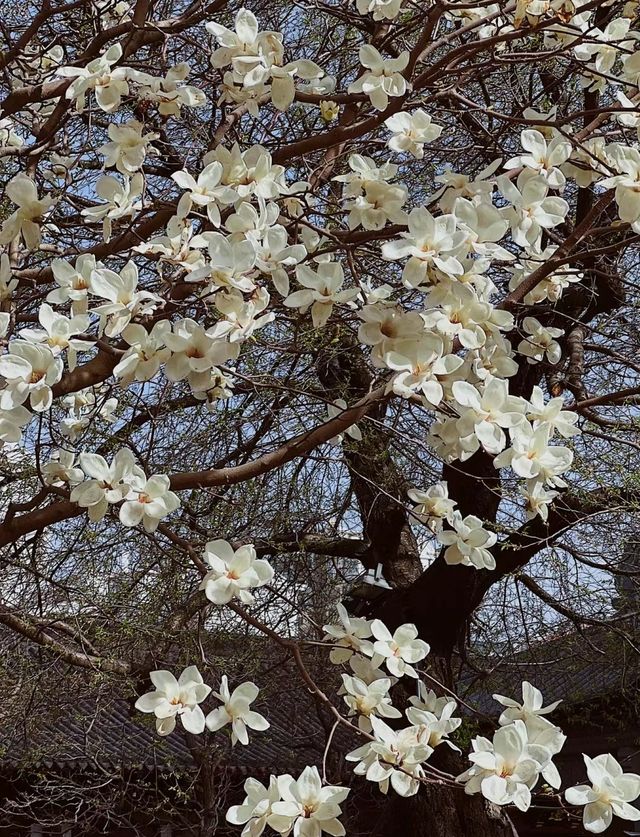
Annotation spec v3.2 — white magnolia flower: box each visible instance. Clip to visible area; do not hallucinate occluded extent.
[70,448,144,522]
[327,398,362,446]
[48,254,97,315]
[98,119,159,174]
[199,539,274,605]
[131,62,206,116]
[341,674,401,731]
[82,173,143,242]
[382,207,465,287]
[407,482,456,531]
[119,474,180,532]
[518,317,563,365]
[19,303,91,369]
[344,180,408,232]
[493,422,573,487]
[457,720,550,812]
[494,682,562,728]
[210,287,275,342]
[348,45,409,111]
[0,253,18,303]
[346,715,432,797]
[600,144,640,230]
[437,512,498,571]
[0,117,23,149]
[519,480,559,522]
[370,620,430,679]
[113,321,171,384]
[189,232,257,294]
[565,754,640,834]
[58,43,129,112]
[172,161,236,227]
[0,173,55,250]
[356,0,405,20]
[409,683,459,721]
[385,109,442,158]
[226,776,281,837]
[507,245,583,304]
[498,171,568,248]
[0,404,32,444]
[323,603,374,663]
[135,216,207,276]
[269,766,350,837]
[0,341,63,412]
[527,386,579,438]
[164,318,235,383]
[405,701,462,752]
[205,675,269,746]
[284,262,358,328]
[253,225,306,297]
[385,334,462,406]
[135,666,211,736]
[452,377,527,455]
[91,260,163,337]
[504,129,571,189]
[42,449,84,487]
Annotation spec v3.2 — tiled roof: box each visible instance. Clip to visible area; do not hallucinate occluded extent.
[460,623,640,719]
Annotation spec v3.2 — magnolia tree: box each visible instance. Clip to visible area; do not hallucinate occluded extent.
[3,0,640,834]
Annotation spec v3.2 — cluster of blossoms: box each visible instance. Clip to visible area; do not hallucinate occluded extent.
[4,2,640,833]
[135,666,268,745]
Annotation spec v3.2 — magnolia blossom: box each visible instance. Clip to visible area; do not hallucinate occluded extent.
[81,173,143,242]
[119,474,180,531]
[70,448,144,522]
[348,45,409,111]
[498,171,568,248]
[493,423,573,487]
[457,720,551,812]
[323,603,374,663]
[517,317,563,365]
[0,173,55,250]
[341,674,401,731]
[565,754,640,834]
[346,715,432,797]
[356,0,405,20]
[382,208,465,287]
[226,775,281,837]
[41,449,84,487]
[527,386,579,438]
[91,260,163,337]
[172,161,236,226]
[327,399,362,446]
[385,109,442,158]
[200,539,274,605]
[0,404,32,444]
[494,682,562,729]
[189,232,257,294]
[519,480,559,522]
[370,620,430,679]
[284,262,358,328]
[98,119,159,173]
[504,129,571,189]
[386,334,462,406]
[600,145,640,230]
[58,43,129,112]
[452,378,527,455]
[405,701,462,752]
[0,341,63,412]
[132,63,206,116]
[113,322,171,384]
[19,304,91,369]
[269,767,349,837]
[164,318,235,384]
[437,512,498,571]
[407,482,456,531]
[508,245,583,304]
[48,254,97,315]
[205,676,269,746]
[210,287,275,342]
[135,666,211,736]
